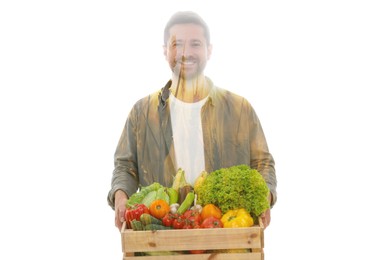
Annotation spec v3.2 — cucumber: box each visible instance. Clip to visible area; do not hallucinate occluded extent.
[177,191,195,214]
[178,185,193,204]
[144,224,172,230]
[131,220,144,231]
[140,213,162,226]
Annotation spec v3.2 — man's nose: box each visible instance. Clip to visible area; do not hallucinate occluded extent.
[180,42,195,56]
[179,47,194,59]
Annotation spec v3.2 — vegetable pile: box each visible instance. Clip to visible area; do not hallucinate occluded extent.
[197,164,270,218]
[122,166,269,256]
[125,165,269,231]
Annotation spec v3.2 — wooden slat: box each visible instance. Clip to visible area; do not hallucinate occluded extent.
[121,217,264,259]
[123,252,264,260]
[122,226,262,252]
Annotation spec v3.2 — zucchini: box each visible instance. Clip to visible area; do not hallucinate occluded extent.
[177,191,195,214]
[140,213,162,226]
[131,220,144,231]
[144,224,172,230]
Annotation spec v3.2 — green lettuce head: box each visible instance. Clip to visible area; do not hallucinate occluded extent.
[197,164,270,218]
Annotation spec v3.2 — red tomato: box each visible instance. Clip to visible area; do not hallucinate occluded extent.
[192,223,201,229]
[162,213,176,227]
[200,216,223,228]
[182,223,194,229]
[183,209,202,225]
[172,215,185,229]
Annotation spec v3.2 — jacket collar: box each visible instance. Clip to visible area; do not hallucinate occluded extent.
[159,77,216,108]
[159,80,172,109]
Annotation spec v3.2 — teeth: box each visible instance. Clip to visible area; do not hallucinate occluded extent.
[178,59,196,65]
[181,61,195,65]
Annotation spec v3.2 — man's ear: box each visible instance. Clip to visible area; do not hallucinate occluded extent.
[207,44,213,60]
[163,45,168,60]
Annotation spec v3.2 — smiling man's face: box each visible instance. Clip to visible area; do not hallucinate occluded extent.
[164,23,212,80]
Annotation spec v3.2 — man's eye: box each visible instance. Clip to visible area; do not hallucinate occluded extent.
[191,42,202,48]
[172,42,183,47]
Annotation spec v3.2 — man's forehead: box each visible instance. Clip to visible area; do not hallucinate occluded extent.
[168,23,206,41]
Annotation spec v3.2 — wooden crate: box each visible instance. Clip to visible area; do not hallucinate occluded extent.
[121,218,264,259]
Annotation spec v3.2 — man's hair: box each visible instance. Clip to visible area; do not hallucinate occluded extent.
[164,11,210,46]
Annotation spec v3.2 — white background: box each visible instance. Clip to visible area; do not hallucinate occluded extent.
[1,0,389,259]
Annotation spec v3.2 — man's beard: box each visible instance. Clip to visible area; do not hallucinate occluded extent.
[172,59,204,80]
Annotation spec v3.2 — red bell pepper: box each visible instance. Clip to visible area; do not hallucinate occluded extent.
[125,203,149,228]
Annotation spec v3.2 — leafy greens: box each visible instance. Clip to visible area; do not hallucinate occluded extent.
[197,164,270,218]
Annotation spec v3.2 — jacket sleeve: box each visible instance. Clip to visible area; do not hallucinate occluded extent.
[107,108,140,210]
[247,102,277,207]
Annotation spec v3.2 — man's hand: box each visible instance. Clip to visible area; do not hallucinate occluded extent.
[260,208,271,229]
[260,193,272,229]
[114,190,128,231]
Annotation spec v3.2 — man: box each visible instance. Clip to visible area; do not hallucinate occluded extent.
[107,11,277,231]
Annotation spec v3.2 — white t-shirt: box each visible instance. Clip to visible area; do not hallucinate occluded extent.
[169,93,208,186]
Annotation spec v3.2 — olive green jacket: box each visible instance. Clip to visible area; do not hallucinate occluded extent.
[107,78,277,209]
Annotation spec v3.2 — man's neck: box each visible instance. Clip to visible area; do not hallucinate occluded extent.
[170,75,210,103]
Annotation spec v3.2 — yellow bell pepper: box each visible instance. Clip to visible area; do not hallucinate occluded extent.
[221,208,254,228]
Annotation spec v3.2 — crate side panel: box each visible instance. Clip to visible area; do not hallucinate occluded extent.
[122,227,262,252]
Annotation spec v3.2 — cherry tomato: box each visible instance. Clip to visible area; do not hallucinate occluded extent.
[149,199,170,219]
[162,212,176,227]
[192,223,201,229]
[182,223,194,229]
[172,215,185,229]
[183,209,202,225]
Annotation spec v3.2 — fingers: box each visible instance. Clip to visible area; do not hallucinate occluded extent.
[115,213,125,231]
[260,214,266,229]
[115,206,126,231]
[114,191,129,231]
[260,209,271,229]
[115,213,120,230]
[263,218,269,229]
